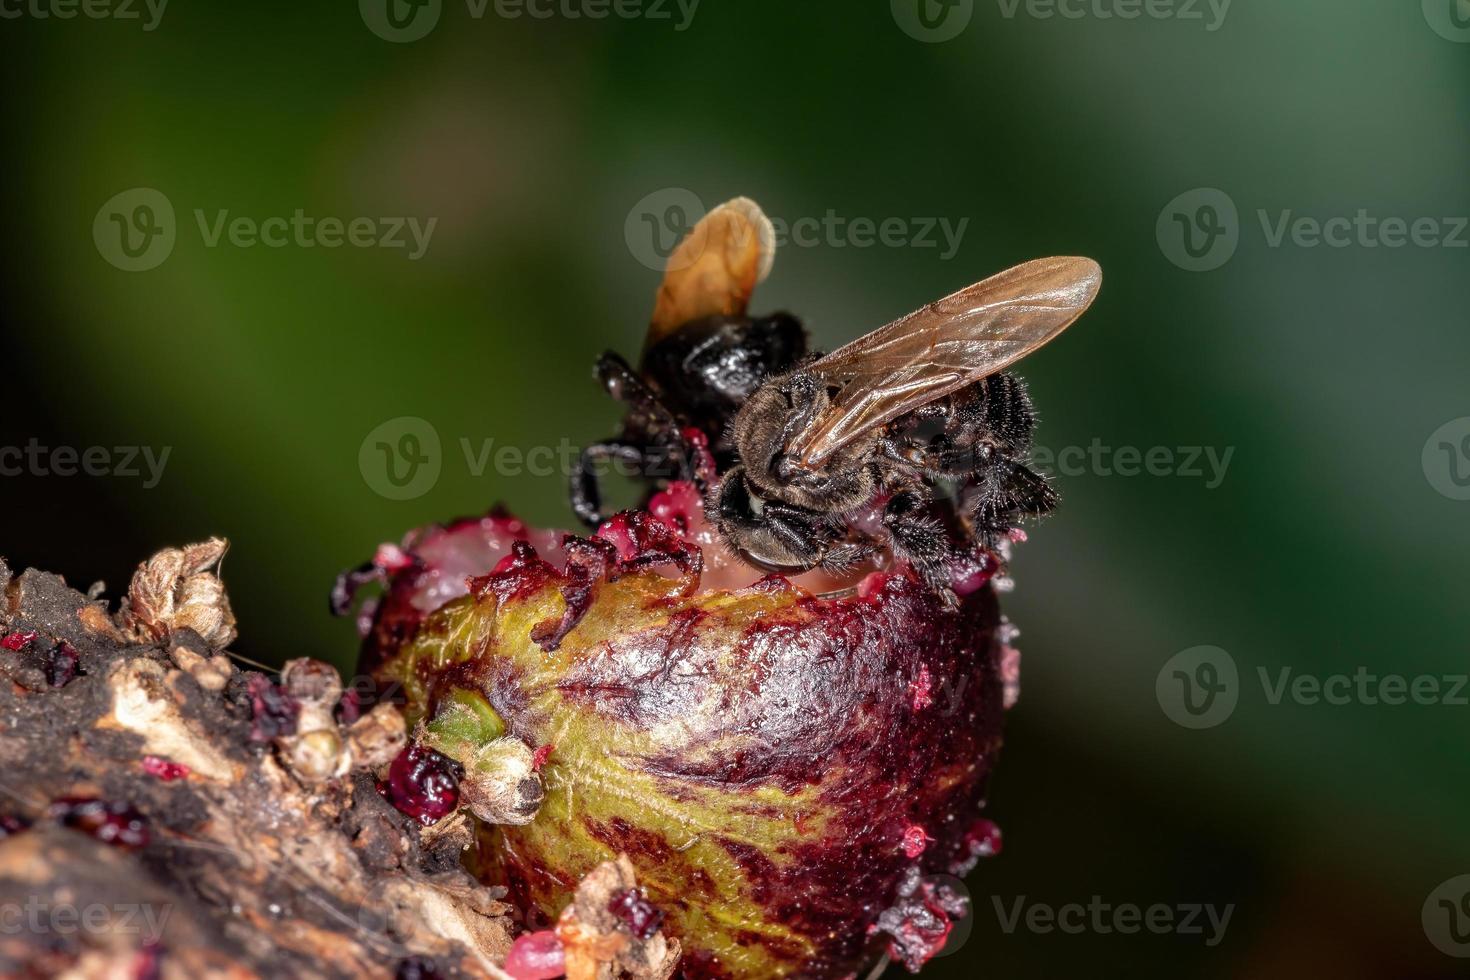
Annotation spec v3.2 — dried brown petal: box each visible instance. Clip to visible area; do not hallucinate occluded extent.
[120,539,237,649]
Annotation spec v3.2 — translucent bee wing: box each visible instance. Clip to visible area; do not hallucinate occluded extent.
[647,197,776,345]
[791,256,1102,466]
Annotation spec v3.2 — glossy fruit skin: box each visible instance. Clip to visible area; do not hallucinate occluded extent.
[364,514,1006,980]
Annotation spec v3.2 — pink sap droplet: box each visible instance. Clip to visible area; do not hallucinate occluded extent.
[1000,645,1021,710]
[908,666,934,711]
[1,630,38,652]
[967,818,1003,858]
[900,824,933,859]
[648,480,703,535]
[950,548,997,597]
[857,572,890,600]
[594,515,637,560]
[503,930,566,980]
[373,543,414,572]
[141,756,190,781]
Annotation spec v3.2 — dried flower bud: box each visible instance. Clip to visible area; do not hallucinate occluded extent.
[457,737,544,827]
[120,539,237,649]
[168,644,230,691]
[280,658,343,733]
[347,703,408,770]
[415,694,544,826]
[284,729,347,783]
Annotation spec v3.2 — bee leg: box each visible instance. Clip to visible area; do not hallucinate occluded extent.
[570,440,651,528]
[711,472,831,572]
[595,350,697,487]
[760,501,840,569]
[943,374,1037,453]
[887,374,1040,481]
[819,539,877,574]
[968,459,1059,547]
[881,490,959,606]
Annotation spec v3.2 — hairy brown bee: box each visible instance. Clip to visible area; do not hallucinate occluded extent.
[710,255,1101,591]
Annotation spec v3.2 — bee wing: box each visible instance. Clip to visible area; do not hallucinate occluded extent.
[790,256,1102,466]
[647,197,776,345]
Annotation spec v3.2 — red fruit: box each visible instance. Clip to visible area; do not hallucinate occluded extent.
[379,744,463,826]
[246,674,299,742]
[503,930,566,980]
[45,642,80,687]
[1,630,38,652]
[608,887,664,940]
[141,756,190,781]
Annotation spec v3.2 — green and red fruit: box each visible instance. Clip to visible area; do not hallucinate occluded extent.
[342,495,1013,978]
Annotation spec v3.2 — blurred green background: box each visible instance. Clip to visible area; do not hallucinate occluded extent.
[2,0,1467,976]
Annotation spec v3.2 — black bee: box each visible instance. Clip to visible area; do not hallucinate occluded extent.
[712,256,1101,589]
[570,311,806,527]
[571,198,808,526]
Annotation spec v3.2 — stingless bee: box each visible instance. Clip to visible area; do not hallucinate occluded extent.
[573,197,1101,595]
[711,255,1101,588]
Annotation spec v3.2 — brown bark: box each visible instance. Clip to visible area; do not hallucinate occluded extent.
[0,548,516,979]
